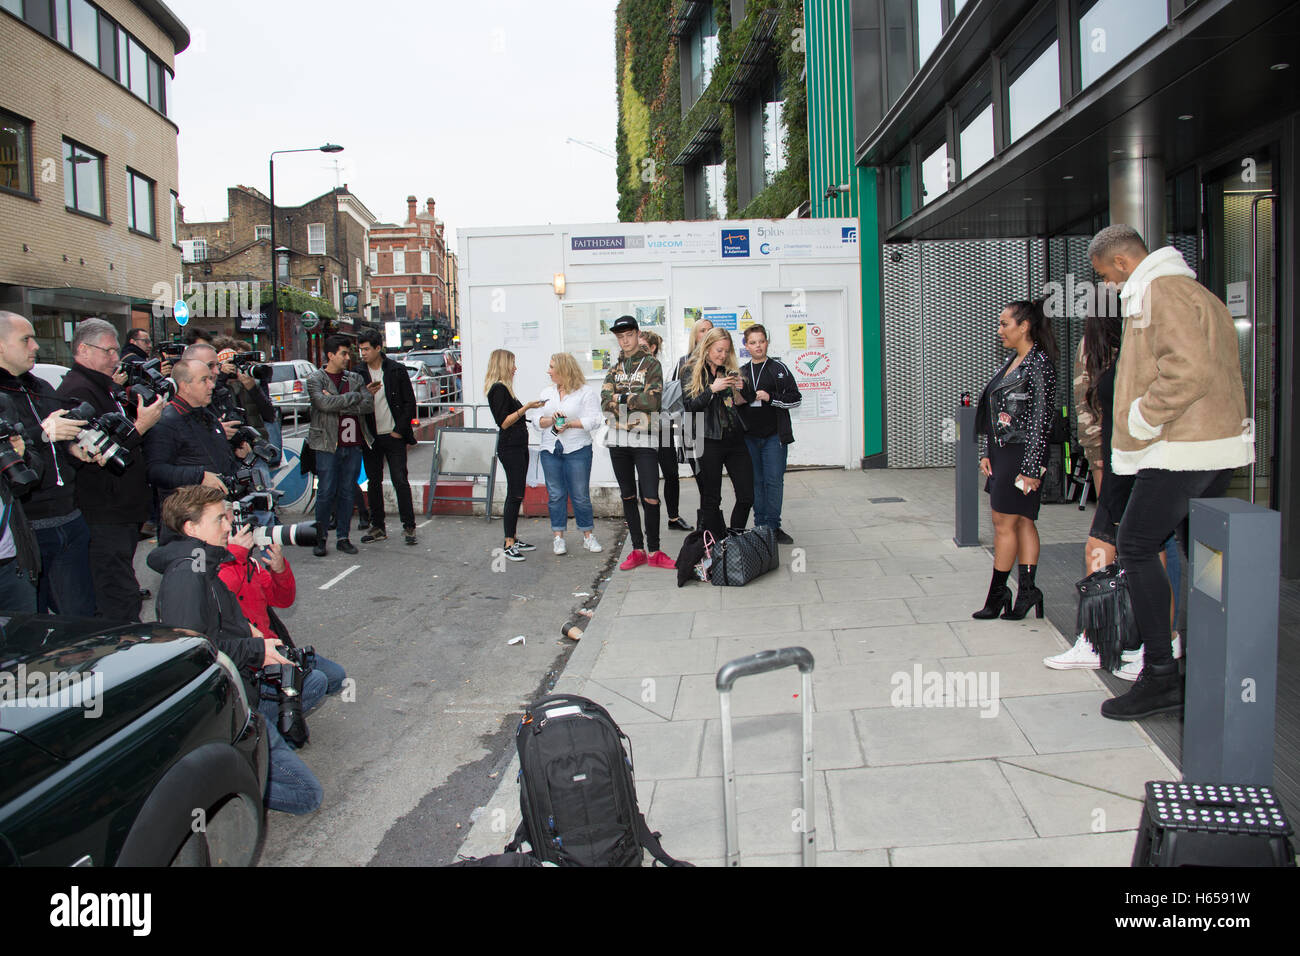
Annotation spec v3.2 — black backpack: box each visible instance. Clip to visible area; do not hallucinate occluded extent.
[504,694,692,867]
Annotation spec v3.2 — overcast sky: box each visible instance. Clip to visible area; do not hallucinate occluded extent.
[167,0,620,244]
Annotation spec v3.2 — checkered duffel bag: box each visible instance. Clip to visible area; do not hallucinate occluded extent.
[709,526,779,587]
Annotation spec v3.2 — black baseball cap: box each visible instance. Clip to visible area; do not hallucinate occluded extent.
[610,315,638,334]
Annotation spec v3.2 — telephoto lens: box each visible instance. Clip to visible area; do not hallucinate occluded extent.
[0,419,38,490]
[251,521,318,548]
[66,403,133,476]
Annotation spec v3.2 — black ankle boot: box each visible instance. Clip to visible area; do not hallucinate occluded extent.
[972,568,1013,619]
[1002,564,1044,620]
[1100,660,1183,720]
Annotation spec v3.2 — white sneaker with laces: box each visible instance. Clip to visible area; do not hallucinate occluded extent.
[553,536,567,555]
[1043,633,1101,670]
[1114,633,1182,682]
[583,534,603,553]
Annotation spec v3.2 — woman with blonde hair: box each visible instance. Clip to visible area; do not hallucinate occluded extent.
[537,352,604,555]
[675,317,714,381]
[682,328,754,537]
[485,349,544,562]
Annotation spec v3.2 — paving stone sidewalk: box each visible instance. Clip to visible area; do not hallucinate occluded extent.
[457,467,1177,866]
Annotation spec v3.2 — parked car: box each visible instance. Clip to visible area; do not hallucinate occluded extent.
[401,350,446,373]
[0,615,268,867]
[268,360,316,421]
[30,363,69,390]
[401,361,436,407]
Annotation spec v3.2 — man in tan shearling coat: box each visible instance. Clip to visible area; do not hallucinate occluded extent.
[1089,224,1253,721]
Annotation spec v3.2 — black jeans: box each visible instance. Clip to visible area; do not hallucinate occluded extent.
[497,444,528,541]
[609,445,660,552]
[657,444,680,518]
[87,522,142,622]
[1116,468,1234,669]
[695,431,754,532]
[363,434,416,532]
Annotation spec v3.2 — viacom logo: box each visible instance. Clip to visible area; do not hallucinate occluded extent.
[842,226,858,243]
[721,229,750,258]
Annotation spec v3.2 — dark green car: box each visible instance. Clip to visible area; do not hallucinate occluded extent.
[0,614,267,867]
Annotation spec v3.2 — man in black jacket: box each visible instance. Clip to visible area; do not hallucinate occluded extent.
[356,331,419,546]
[121,328,151,363]
[57,319,166,621]
[148,484,322,815]
[738,325,802,545]
[0,432,44,612]
[143,358,244,510]
[0,311,99,615]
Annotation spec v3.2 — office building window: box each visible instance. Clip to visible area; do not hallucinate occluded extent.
[959,103,994,177]
[1,0,23,18]
[147,57,162,112]
[1008,40,1059,142]
[170,190,178,244]
[98,13,116,79]
[255,225,271,241]
[395,292,407,319]
[182,238,208,263]
[0,109,33,197]
[763,72,787,183]
[369,250,378,273]
[884,0,913,107]
[916,0,943,67]
[703,155,727,219]
[920,142,949,206]
[422,292,432,317]
[308,223,326,255]
[1078,0,1165,89]
[392,249,406,275]
[306,278,320,296]
[889,157,913,224]
[70,0,98,66]
[63,139,104,218]
[55,0,69,43]
[687,5,720,104]
[127,169,155,236]
[128,37,148,99]
[420,249,430,274]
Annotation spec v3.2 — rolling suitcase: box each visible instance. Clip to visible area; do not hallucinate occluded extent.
[715,647,816,867]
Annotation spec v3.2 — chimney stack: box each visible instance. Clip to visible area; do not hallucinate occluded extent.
[406,195,418,222]
[426,198,436,219]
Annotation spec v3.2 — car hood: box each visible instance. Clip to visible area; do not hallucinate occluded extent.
[0,615,214,763]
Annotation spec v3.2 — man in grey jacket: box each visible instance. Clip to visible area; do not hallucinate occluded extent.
[306,335,374,557]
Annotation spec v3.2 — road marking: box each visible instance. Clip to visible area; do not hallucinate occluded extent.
[416,519,433,529]
[319,564,361,590]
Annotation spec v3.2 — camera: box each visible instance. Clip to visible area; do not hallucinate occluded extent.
[231,351,273,383]
[231,496,318,549]
[158,342,185,360]
[65,401,134,476]
[257,644,317,747]
[231,425,281,468]
[0,418,38,489]
[119,357,176,404]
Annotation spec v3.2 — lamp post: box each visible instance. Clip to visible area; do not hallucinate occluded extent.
[269,144,343,359]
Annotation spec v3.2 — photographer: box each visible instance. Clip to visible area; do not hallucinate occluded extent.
[217,527,346,712]
[57,319,166,622]
[148,484,323,815]
[0,430,43,612]
[213,337,276,441]
[143,359,246,514]
[0,310,99,615]
[121,328,150,363]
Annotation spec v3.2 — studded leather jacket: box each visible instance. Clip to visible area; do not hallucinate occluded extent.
[974,344,1057,479]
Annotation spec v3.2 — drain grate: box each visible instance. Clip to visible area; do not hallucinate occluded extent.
[869,496,906,504]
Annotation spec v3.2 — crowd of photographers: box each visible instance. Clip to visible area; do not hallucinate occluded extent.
[0,310,349,815]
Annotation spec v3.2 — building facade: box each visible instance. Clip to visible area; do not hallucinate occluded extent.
[368,195,453,350]
[804,0,1300,574]
[177,184,376,359]
[616,0,808,222]
[0,0,189,364]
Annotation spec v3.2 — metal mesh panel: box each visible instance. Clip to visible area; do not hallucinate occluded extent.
[882,244,924,466]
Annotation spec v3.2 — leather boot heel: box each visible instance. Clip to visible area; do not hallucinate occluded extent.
[1002,586,1044,621]
[972,586,1012,620]
[1035,597,1045,619]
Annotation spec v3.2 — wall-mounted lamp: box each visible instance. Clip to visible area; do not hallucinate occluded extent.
[553,272,566,296]
[823,183,850,200]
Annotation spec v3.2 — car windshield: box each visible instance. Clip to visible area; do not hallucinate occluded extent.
[270,364,299,383]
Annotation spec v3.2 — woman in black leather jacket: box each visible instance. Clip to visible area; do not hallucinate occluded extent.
[972,299,1058,620]
[682,328,754,537]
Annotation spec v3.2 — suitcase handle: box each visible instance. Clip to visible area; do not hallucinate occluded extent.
[715,647,814,692]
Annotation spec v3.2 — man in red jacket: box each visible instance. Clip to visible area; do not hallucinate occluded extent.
[218,527,347,713]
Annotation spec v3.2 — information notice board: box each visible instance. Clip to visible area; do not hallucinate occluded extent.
[562,299,666,379]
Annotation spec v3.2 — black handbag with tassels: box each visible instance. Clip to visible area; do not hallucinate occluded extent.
[1074,563,1138,672]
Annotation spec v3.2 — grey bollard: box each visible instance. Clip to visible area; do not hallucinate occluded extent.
[1182,498,1281,785]
[954,402,980,547]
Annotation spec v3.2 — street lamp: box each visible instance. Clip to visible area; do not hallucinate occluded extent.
[269,144,343,359]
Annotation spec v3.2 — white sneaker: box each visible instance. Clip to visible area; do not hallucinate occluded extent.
[553,536,567,555]
[582,534,603,553]
[1115,634,1182,682]
[1044,633,1101,670]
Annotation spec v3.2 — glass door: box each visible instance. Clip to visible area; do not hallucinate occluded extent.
[1203,151,1279,506]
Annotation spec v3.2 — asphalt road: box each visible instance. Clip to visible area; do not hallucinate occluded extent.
[135,504,626,866]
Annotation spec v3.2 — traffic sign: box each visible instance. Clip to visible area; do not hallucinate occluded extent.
[174,300,190,326]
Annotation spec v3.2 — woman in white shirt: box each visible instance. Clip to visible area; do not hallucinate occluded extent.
[537,352,605,555]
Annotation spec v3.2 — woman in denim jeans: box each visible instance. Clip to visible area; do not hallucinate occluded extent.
[537,352,604,556]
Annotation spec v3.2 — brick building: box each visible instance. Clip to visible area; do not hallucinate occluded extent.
[1,0,190,364]
[178,183,377,358]
[369,195,453,350]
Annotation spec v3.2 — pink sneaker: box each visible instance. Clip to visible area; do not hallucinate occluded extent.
[648,550,676,570]
[619,549,648,570]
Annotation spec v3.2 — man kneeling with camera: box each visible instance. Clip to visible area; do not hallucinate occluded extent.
[148,484,326,815]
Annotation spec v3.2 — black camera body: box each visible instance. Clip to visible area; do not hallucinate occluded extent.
[0,417,38,490]
[232,351,273,383]
[65,401,134,476]
[119,356,176,404]
[257,644,317,747]
[231,425,281,468]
